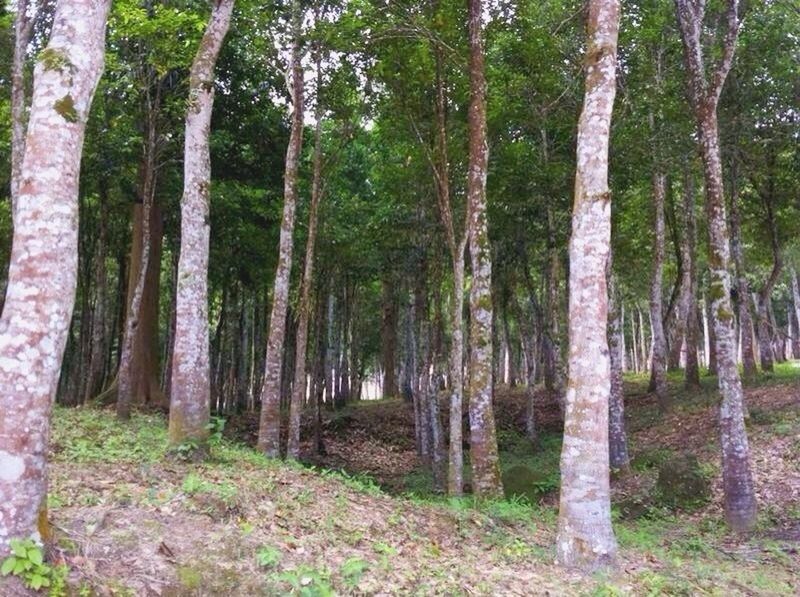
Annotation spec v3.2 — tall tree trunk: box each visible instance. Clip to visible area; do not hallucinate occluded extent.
[380,277,398,398]
[556,0,620,569]
[683,165,701,387]
[84,180,110,402]
[117,101,163,418]
[754,178,782,373]
[169,0,234,449]
[288,56,325,457]
[0,0,109,555]
[728,161,757,378]
[10,0,35,221]
[608,261,630,473]
[791,269,800,359]
[257,0,304,456]
[675,0,757,533]
[466,0,502,499]
[648,172,669,408]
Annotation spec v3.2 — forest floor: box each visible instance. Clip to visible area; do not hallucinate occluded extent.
[38,364,800,595]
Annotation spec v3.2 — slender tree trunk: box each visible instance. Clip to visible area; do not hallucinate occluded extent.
[675,0,757,533]
[169,0,234,449]
[380,277,398,398]
[0,0,109,555]
[728,163,757,378]
[10,0,35,221]
[791,269,800,359]
[648,172,669,408]
[683,166,701,387]
[754,183,782,373]
[608,262,630,473]
[288,54,325,458]
[466,0,502,499]
[257,0,304,456]
[84,180,109,402]
[556,0,620,569]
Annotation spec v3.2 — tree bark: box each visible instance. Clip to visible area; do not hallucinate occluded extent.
[380,277,398,398]
[728,161,757,378]
[169,0,234,449]
[791,269,800,359]
[682,165,701,387]
[10,0,36,223]
[607,258,629,472]
[648,172,669,408]
[674,0,757,533]
[466,0,502,499]
[84,180,109,402]
[754,175,782,373]
[556,0,620,569]
[0,0,109,555]
[288,53,325,457]
[257,0,304,456]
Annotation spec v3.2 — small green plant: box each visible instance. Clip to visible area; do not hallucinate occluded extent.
[1,538,67,593]
[255,545,281,569]
[207,417,226,445]
[276,565,333,596]
[340,557,369,588]
[182,472,210,495]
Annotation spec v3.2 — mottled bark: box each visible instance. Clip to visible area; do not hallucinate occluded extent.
[466,0,502,499]
[257,0,304,456]
[675,0,757,533]
[648,172,669,409]
[288,55,325,458]
[0,0,109,555]
[683,166,701,387]
[169,0,234,449]
[556,0,619,569]
[543,206,564,400]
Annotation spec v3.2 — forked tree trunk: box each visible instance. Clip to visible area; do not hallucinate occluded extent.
[257,0,304,456]
[648,172,669,408]
[169,0,234,449]
[754,181,782,373]
[675,0,756,533]
[0,0,109,555]
[682,166,701,387]
[466,0,502,499]
[556,0,619,570]
[287,50,325,459]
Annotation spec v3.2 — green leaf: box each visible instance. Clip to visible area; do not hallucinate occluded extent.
[11,542,27,558]
[1,557,16,575]
[30,575,43,590]
[27,548,43,565]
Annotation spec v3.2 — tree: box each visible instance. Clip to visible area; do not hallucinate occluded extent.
[10,0,35,222]
[169,0,235,450]
[465,0,502,499]
[608,258,630,472]
[674,0,757,532]
[0,0,110,554]
[648,171,669,407]
[556,0,620,570]
[258,0,304,457]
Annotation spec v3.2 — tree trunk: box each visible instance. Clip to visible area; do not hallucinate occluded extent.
[288,58,325,457]
[728,162,757,378]
[754,179,782,373]
[466,0,502,499]
[169,0,234,449]
[84,180,109,402]
[648,172,669,408]
[791,269,800,358]
[556,0,619,569]
[257,0,304,456]
[608,263,629,473]
[0,0,109,555]
[683,165,701,387]
[10,0,35,221]
[675,0,757,533]
[380,277,398,398]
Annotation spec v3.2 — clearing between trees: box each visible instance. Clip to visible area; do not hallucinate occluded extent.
[45,366,799,595]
